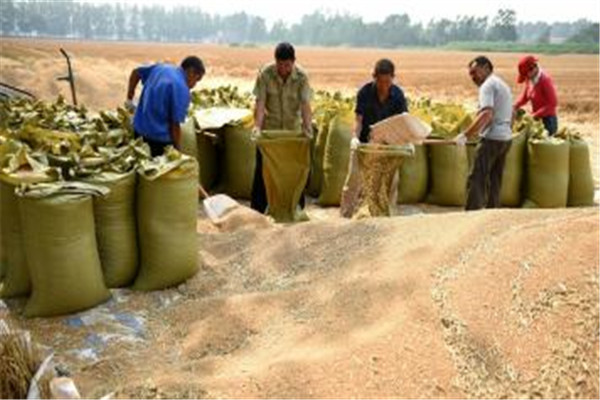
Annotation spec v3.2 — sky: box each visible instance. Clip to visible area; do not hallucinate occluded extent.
[83,0,600,25]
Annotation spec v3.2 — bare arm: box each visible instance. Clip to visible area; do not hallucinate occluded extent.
[513,85,529,111]
[170,122,182,150]
[301,101,312,137]
[254,99,266,130]
[464,108,493,139]
[127,68,141,101]
[353,114,363,140]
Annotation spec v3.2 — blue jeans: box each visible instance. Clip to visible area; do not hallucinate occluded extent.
[542,115,558,136]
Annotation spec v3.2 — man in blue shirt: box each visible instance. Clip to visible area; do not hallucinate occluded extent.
[126,56,205,156]
[341,59,408,217]
[353,59,408,147]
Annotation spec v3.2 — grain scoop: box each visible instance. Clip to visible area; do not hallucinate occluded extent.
[198,184,240,222]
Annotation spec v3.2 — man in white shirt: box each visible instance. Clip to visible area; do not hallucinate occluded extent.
[455,56,513,211]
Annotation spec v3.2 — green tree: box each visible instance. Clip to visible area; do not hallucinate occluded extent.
[248,17,267,43]
[537,27,552,44]
[451,16,488,42]
[379,14,413,47]
[488,9,517,41]
[0,0,17,35]
[426,18,453,46]
[128,5,141,40]
[270,20,289,42]
[114,4,126,40]
[567,23,599,43]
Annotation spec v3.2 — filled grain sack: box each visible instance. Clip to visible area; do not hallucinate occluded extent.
[319,111,353,206]
[220,119,256,199]
[0,146,59,298]
[426,143,469,207]
[0,190,3,281]
[83,171,138,288]
[307,111,335,197]
[567,136,595,207]
[197,130,218,190]
[500,133,526,207]
[180,117,198,162]
[181,118,219,190]
[193,107,252,192]
[258,131,311,223]
[340,147,361,218]
[354,144,413,218]
[0,141,25,287]
[0,142,8,281]
[0,180,29,298]
[134,148,199,291]
[397,144,428,204]
[523,137,570,208]
[0,181,28,298]
[466,142,478,171]
[17,182,111,317]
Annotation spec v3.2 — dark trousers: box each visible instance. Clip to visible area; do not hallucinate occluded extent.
[466,138,512,211]
[251,149,306,214]
[542,115,558,136]
[134,131,172,157]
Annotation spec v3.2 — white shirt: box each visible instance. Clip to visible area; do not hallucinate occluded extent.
[532,68,543,85]
[478,74,513,141]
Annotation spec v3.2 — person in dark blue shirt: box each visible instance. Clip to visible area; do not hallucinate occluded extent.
[353,59,408,146]
[340,59,409,218]
[126,56,205,156]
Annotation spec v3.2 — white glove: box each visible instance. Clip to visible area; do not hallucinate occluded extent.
[350,137,360,150]
[454,133,467,146]
[250,127,262,142]
[124,99,137,113]
[303,126,314,140]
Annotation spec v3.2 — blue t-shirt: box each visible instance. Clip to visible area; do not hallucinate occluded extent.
[355,82,408,143]
[133,64,190,143]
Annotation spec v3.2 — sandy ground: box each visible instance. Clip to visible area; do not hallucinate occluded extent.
[2,205,598,399]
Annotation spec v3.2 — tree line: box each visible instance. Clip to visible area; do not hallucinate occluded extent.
[1,0,597,47]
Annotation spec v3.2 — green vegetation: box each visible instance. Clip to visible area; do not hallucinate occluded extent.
[444,41,599,54]
[0,1,597,54]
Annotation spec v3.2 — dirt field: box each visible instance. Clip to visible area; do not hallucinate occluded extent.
[1,38,599,398]
[2,38,598,180]
[1,38,598,119]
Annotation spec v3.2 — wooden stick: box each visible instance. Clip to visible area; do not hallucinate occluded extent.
[421,139,457,145]
[202,131,218,139]
[421,139,477,145]
[197,184,210,199]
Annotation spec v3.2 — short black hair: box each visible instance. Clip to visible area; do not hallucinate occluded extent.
[374,59,395,77]
[469,56,493,72]
[181,56,205,76]
[275,42,295,61]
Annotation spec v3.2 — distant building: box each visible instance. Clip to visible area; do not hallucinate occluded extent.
[550,36,568,44]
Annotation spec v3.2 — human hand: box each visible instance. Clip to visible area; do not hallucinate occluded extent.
[124,99,136,113]
[454,133,467,146]
[303,126,313,140]
[250,127,262,142]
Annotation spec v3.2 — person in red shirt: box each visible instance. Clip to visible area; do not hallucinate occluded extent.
[513,55,559,135]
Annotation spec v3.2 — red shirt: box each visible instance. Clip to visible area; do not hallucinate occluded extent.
[514,70,558,118]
